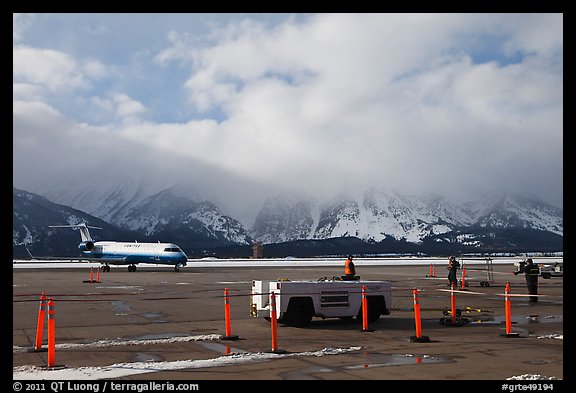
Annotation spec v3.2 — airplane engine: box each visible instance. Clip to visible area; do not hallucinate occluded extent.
[78,241,95,251]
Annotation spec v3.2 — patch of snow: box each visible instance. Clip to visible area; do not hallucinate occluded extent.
[13,334,222,353]
[13,346,362,380]
[537,334,563,340]
[506,374,560,380]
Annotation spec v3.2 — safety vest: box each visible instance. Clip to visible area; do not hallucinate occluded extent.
[344,259,354,275]
[526,265,540,276]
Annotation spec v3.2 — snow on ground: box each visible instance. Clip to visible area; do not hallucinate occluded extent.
[13,346,362,380]
[507,374,561,380]
[537,334,563,340]
[13,334,222,353]
[13,256,563,270]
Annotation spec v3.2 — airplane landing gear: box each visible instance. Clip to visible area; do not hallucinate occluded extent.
[102,265,111,272]
[128,265,137,272]
[174,265,180,273]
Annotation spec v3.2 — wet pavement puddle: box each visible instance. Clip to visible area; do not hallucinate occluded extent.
[132,353,163,362]
[110,301,168,322]
[468,314,563,325]
[280,352,454,379]
[139,311,167,323]
[97,285,144,291]
[111,300,132,313]
[346,352,453,369]
[524,359,554,365]
[195,340,248,355]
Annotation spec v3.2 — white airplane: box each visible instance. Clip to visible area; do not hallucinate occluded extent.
[49,223,188,272]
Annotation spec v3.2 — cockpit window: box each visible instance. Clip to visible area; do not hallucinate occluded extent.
[164,247,182,252]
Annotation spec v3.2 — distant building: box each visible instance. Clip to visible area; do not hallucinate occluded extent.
[252,241,263,259]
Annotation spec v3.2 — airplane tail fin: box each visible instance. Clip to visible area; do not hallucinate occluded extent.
[49,223,103,242]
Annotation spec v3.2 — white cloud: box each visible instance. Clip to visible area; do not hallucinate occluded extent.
[112,93,146,119]
[13,46,88,92]
[13,13,564,212]
[138,14,562,202]
[12,40,113,123]
[87,94,146,124]
[501,13,563,57]
[12,83,41,101]
[82,59,109,79]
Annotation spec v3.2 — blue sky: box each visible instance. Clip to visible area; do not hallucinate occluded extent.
[13,13,563,215]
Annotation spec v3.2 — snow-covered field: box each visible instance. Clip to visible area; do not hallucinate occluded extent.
[12,256,563,270]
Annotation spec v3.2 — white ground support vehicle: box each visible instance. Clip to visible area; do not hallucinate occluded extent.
[250,277,392,327]
[540,262,563,279]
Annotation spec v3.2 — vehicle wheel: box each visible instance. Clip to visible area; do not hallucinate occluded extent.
[357,296,382,323]
[542,273,551,279]
[282,298,314,327]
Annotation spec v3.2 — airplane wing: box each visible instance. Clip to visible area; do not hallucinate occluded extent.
[15,255,88,262]
[77,256,130,265]
[23,256,130,265]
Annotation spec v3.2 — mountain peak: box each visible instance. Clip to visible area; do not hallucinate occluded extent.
[13,185,563,257]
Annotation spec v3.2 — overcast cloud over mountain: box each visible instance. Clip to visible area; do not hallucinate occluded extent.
[13,13,563,223]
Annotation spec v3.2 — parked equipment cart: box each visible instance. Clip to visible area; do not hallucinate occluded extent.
[250,277,392,327]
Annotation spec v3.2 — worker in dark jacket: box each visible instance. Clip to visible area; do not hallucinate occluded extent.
[343,255,357,280]
[447,256,460,288]
[514,258,540,303]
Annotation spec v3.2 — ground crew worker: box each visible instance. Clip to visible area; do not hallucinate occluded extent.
[447,256,460,288]
[514,258,540,303]
[343,255,357,280]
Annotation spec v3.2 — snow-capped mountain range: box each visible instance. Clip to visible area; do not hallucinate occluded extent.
[251,188,562,243]
[13,184,563,257]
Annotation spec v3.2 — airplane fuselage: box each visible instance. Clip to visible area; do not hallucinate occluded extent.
[82,241,188,266]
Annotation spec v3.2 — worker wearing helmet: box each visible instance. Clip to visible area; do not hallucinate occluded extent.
[343,255,358,281]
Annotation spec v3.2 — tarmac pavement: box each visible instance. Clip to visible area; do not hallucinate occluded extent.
[13,263,563,382]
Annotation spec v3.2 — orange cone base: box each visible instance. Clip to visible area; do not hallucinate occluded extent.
[361,328,375,332]
[266,349,289,354]
[82,280,101,283]
[221,335,239,341]
[29,348,48,353]
[42,365,67,370]
[410,335,431,343]
[439,317,469,326]
[499,332,521,338]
